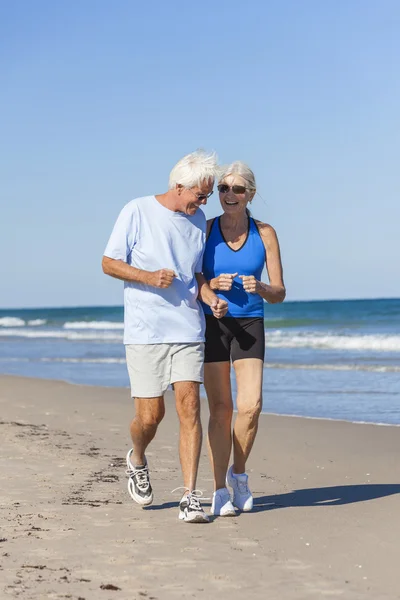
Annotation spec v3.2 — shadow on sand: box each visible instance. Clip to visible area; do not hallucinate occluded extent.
[144,484,400,514]
[252,484,400,512]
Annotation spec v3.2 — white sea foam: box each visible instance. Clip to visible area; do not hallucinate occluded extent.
[40,357,126,364]
[264,362,400,373]
[27,319,47,326]
[1,325,400,353]
[0,329,123,341]
[0,317,25,327]
[267,331,400,352]
[261,411,400,427]
[19,357,399,373]
[63,321,124,329]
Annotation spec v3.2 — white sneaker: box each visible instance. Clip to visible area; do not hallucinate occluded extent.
[125,449,153,506]
[178,492,209,523]
[226,465,253,512]
[211,488,237,517]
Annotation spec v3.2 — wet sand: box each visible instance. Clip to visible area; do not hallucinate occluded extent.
[1,374,399,599]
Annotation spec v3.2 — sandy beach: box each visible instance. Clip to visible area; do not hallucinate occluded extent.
[0,375,399,599]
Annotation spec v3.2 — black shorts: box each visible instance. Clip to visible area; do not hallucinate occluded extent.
[204,315,265,363]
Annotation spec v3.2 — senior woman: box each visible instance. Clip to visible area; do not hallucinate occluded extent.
[202,162,285,516]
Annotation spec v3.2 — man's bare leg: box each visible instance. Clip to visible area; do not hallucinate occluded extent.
[173,381,208,522]
[130,396,165,465]
[174,382,202,490]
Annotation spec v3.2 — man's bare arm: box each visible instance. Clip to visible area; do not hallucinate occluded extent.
[102,256,176,289]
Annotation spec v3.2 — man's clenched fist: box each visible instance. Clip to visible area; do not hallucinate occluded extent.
[149,269,177,288]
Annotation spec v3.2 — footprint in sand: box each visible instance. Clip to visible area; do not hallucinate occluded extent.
[304,580,347,597]
[201,572,242,590]
[231,538,259,548]
[138,558,198,570]
[280,558,312,570]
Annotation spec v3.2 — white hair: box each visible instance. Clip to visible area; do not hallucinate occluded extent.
[219,161,256,191]
[169,149,219,190]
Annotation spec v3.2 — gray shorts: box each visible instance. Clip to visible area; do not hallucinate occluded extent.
[125,342,204,398]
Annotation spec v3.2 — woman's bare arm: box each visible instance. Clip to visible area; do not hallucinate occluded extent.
[239,222,286,304]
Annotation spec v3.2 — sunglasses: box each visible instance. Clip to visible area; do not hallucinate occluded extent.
[217,184,248,195]
[188,189,214,202]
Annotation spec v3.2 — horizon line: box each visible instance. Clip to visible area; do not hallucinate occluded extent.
[1,296,399,311]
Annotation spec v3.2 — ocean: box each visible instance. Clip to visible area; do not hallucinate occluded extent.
[1,298,399,425]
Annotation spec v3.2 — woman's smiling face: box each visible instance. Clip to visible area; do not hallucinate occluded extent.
[218,174,255,215]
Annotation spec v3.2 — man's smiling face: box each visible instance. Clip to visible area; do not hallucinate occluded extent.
[179,179,214,215]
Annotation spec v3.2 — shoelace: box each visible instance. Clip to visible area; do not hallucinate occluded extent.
[187,494,203,511]
[126,465,150,492]
[171,487,210,506]
[237,478,250,494]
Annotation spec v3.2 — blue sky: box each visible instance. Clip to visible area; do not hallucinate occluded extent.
[1,0,399,308]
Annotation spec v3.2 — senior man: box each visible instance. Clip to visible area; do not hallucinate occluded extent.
[102,150,227,523]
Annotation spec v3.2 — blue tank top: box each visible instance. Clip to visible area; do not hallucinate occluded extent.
[202,216,265,318]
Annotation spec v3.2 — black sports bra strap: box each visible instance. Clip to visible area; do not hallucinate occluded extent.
[206,217,217,241]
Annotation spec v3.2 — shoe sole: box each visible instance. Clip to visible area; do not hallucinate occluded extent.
[233,503,253,512]
[228,497,254,512]
[179,510,209,523]
[210,503,237,517]
[210,509,237,517]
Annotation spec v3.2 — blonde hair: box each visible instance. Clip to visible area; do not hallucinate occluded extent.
[219,161,256,191]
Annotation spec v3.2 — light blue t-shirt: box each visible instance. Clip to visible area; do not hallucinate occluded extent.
[104,195,206,344]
